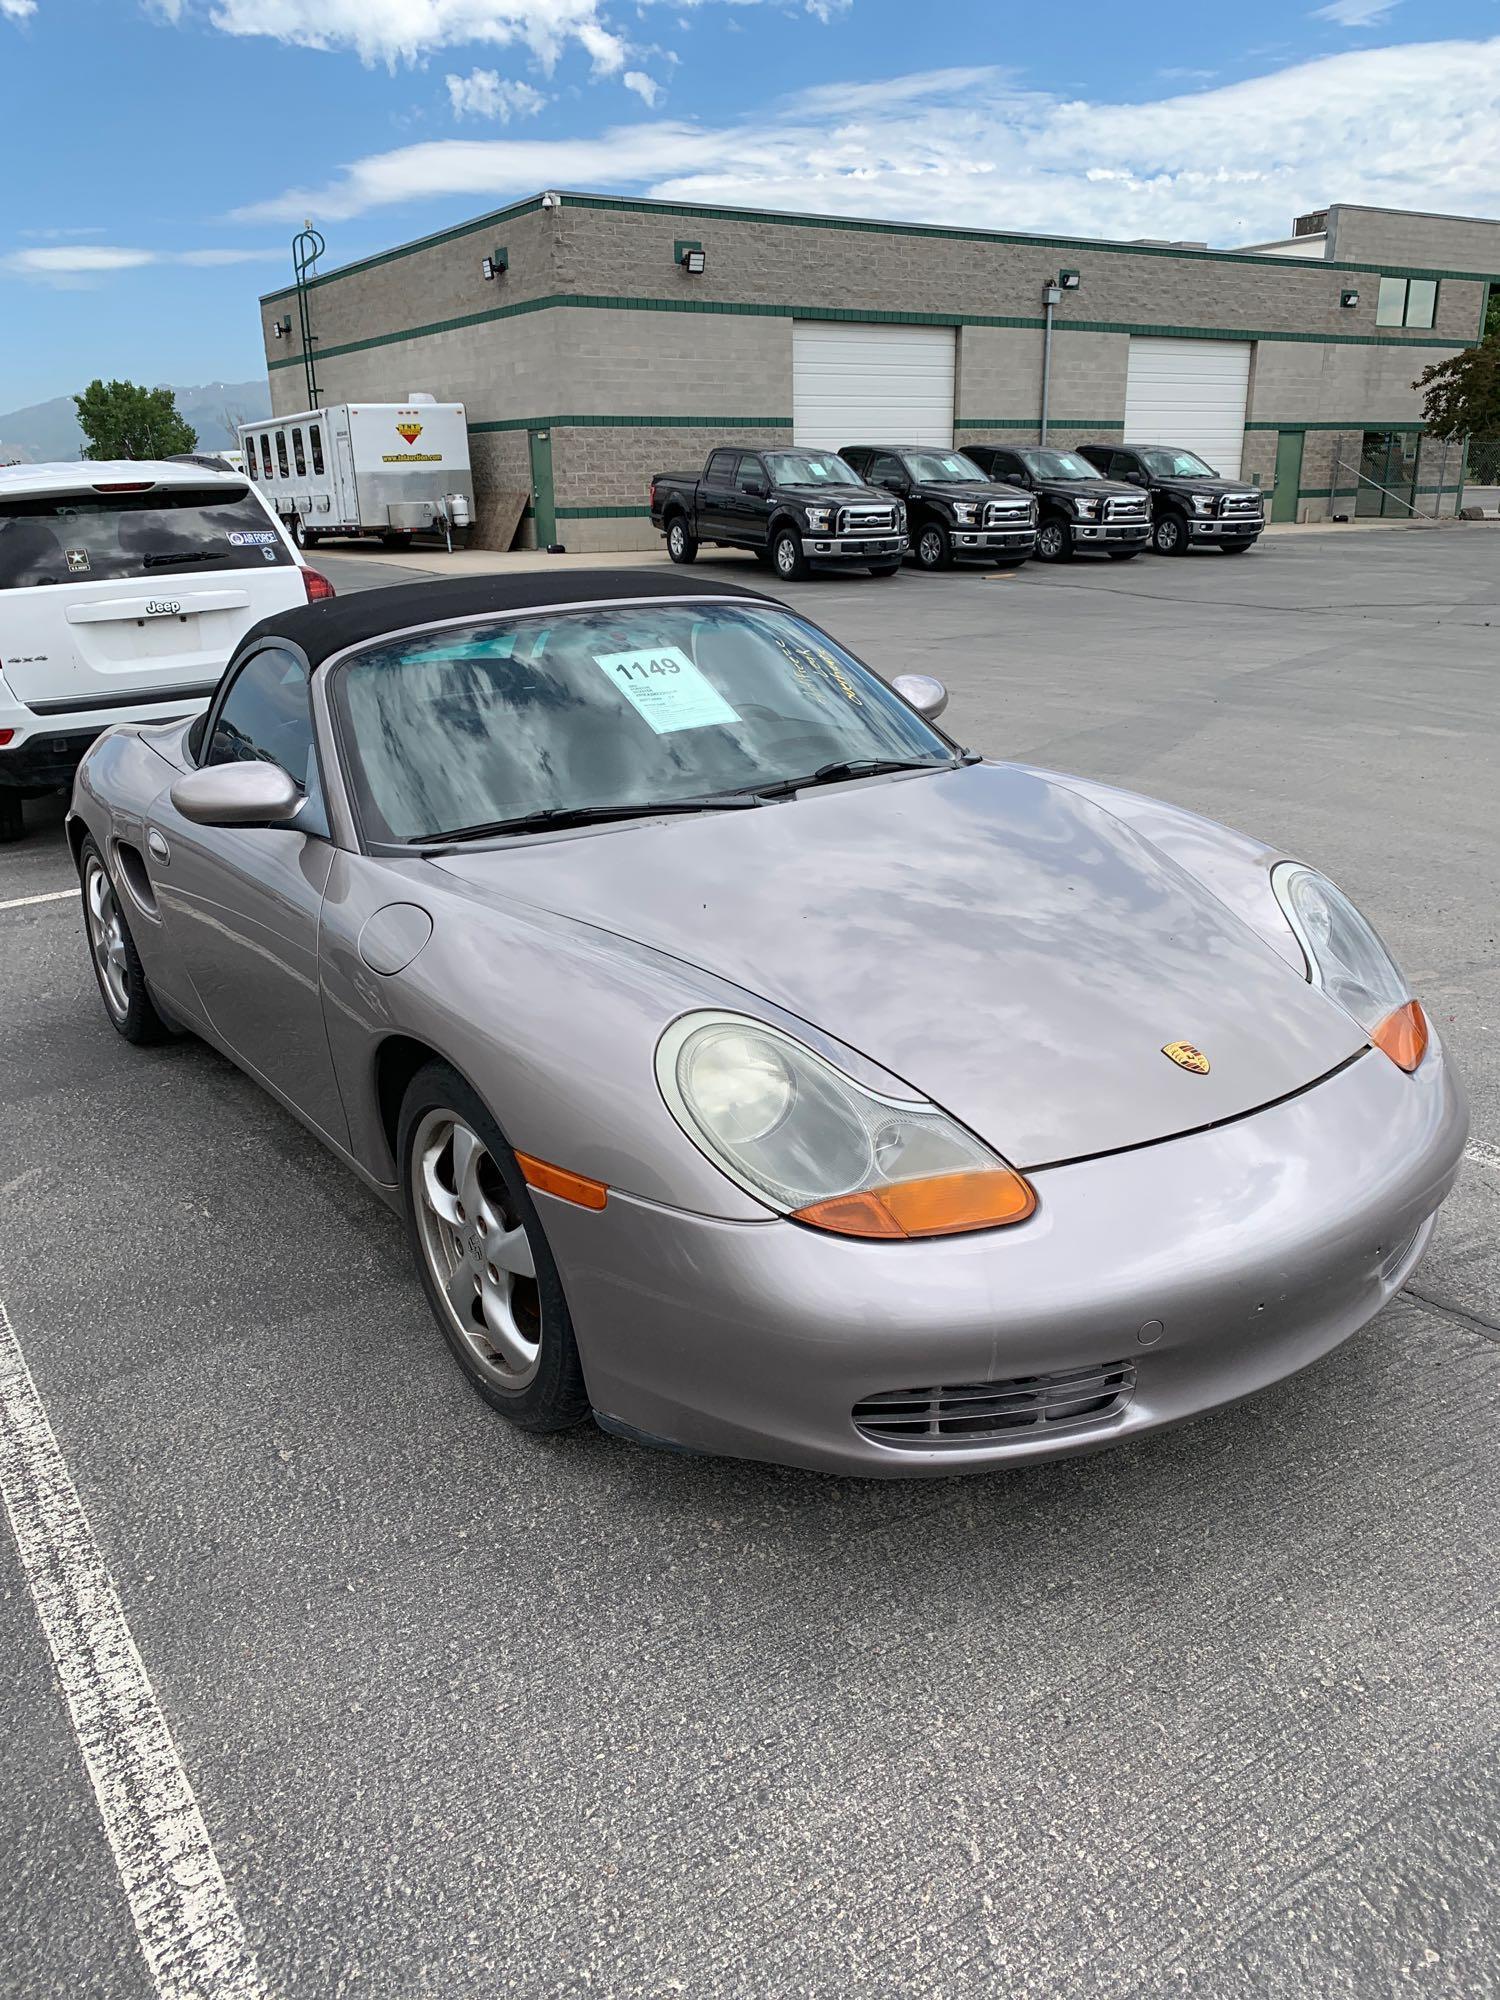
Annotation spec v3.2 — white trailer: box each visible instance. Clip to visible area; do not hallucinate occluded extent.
[240,396,474,550]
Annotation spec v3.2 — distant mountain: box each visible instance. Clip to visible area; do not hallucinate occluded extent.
[0,378,272,464]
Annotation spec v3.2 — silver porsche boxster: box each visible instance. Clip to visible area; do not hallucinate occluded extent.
[68,572,1467,1475]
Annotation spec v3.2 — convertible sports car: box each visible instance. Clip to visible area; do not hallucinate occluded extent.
[68,572,1467,1475]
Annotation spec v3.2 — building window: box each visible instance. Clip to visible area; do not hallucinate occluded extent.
[275,430,289,478]
[309,423,324,475]
[1376,275,1438,328]
[292,428,307,477]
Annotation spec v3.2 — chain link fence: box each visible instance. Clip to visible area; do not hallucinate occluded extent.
[1462,437,1500,509]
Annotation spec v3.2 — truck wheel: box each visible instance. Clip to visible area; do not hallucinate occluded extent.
[915,523,952,571]
[1034,517,1073,562]
[0,790,24,843]
[293,517,319,550]
[666,516,698,565]
[771,527,808,582]
[381,531,414,551]
[1152,512,1189,556]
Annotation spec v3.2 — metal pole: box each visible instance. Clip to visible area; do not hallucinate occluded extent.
[291,222,326,410]
[1040,296,1055,445]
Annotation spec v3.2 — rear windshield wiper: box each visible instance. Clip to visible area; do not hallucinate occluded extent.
[141,550,231,569]
[422,794,768,845]
[751,756,952,800]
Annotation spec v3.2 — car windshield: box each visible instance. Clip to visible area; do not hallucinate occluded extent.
[762,453,863,487]
[1017,451,1101,482]
[1141,449,1219,479]
[0,483,290,590]
[902,452,987,483]
[334,603,954,845]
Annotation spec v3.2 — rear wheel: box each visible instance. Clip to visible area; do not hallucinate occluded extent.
[915,522,953,571]
[1034,517,1072,562]
[0,791,23,843]
[771,526,808,582]
[666,516,698,565]
[80,839,170,1045]
[1152,512,1189,556]
[399,1061,590,1433]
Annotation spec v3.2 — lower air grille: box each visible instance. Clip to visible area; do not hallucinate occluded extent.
[853,1360,1136,1449]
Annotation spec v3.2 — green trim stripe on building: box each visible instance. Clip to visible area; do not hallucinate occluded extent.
[260,189,1500,304]
[469,414,788,433]
[267,289,1466,372]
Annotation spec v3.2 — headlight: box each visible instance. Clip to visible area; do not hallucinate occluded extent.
[1191,493,1214,516]
[803,506,833,532]
[951,501,977,525]
[656,1012,1036,1238]
[1073,497,1100,520]
[1271,863,1428,1071]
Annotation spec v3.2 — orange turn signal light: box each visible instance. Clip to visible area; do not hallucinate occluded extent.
[793,1168,1037,1241]
[1370,999,1429,1073]
[515,1151,609,1211]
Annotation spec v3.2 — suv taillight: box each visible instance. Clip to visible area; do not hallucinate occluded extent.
[302,568,336,603]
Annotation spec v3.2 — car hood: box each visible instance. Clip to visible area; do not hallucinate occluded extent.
[922,482,1030,504]
[1049,479,1142,500]
[776,482,892,506]
[432,763,1366,1169]
[1159,477,1257,497]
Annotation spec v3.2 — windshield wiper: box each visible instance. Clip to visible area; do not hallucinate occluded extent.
[751,756,953,800]
[422,794,768,845]
[141,550,229,569]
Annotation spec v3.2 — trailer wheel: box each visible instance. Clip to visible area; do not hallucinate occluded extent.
[381,532,414,551]
[293,517,319,550]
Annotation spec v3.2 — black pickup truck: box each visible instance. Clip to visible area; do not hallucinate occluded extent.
[649,447,907,580]
[1077,443,1265,555]
[839,445,1038,570]
[962,443,1151,561]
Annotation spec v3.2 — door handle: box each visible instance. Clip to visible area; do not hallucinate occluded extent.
[147,828,170,865]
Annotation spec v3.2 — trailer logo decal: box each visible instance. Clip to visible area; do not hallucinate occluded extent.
[395,421,424,444]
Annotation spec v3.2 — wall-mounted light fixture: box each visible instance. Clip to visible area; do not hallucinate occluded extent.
[270,316,292,341]
[482,248,508,282]
[676,239,707,275]
[1340,287,1359,309]
[1058,268,1081,290]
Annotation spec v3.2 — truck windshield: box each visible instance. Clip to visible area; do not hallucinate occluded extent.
[0,484,291,590]
[334,602,954,846]
[1141,449,1219,479]
[1018,451,1102,482]
[903,452,986,483]
[762,453,863,487]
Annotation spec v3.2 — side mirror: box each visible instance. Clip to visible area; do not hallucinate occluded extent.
[746,479,768,498]
[1004,472,1026,486]
[170,761,305,829]
[892,673,948,722]
[877,475,907,495]
[1124,469,1145,484]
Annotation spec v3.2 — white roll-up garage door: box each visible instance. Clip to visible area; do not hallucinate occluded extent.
[1123,337,1252,480]
[792,323,955,451]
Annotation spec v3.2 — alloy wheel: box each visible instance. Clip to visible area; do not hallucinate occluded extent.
[669,521,686,559]
[1037,522,1066,559]
[918,527,945,568]
[84,855,130,1021]
[775,534,798,577]
[412,1109,542,1390]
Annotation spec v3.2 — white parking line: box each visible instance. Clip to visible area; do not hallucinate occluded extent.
[0,1299,268,2000]
[1465,1140,1500,1174]
[0,888,77,912]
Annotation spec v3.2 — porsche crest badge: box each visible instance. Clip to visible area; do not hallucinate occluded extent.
[1162,1041,1210,1074]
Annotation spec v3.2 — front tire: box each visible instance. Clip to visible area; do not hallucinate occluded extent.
[1034,516,1072,562]
[399,1061,590,1433]
[666,516,698,565]
[915,522,953,571]
[1152,512,1189,556]
[80,839,170,1045]
[771,526,808,582]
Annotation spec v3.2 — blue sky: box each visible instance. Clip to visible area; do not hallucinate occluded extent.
[3,0,1499,409]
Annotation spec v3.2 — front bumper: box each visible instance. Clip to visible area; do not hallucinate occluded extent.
[541,1042,1466,1477]
[801,534,908,562]
[1188,517,1263,540]
[1074,521,1151,545]
[952,528,1038,557]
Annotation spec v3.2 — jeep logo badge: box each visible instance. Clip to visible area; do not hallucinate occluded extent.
[144,599,182,618]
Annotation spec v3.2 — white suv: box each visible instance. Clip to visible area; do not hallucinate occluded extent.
[0,460,333,840]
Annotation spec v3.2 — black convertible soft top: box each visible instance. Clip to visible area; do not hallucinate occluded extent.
[242,569,776,671]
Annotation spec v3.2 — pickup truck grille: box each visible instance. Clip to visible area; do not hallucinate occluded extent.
[982,499,1034,529]
[1219,491,1263,519]
[1104,494,1150,522]
[835,503,899,536]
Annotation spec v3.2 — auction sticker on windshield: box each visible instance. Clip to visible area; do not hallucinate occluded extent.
[593,646,740,734]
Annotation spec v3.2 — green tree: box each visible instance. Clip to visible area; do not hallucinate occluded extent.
[1413,293,1500,440]
[72,379,198,460]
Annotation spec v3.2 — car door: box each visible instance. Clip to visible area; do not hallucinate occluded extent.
[144,642,350,1147]
[986,449,1031,495]
[729,454,772,546]
[698,450,740,541]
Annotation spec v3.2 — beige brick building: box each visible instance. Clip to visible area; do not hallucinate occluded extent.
[258,195,1500,551]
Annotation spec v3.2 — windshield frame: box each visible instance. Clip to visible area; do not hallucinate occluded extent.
[323,593,960,854]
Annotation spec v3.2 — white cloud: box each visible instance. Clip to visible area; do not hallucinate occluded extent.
[446,68,548,120]
[1,0,37,18]
[3,244,281,285]
[623,69,662,106]
[1312,1,1399,26]
[232,36,1500,250]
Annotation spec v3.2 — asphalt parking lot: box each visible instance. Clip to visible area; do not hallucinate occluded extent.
[2,526,1497,1999]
